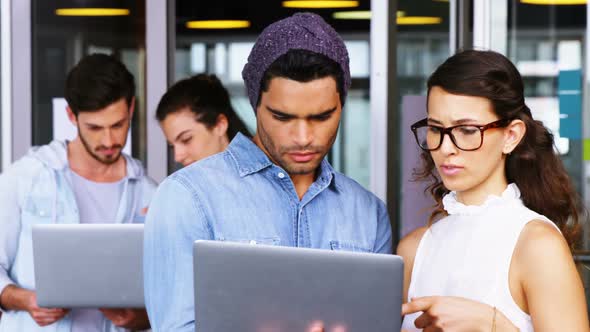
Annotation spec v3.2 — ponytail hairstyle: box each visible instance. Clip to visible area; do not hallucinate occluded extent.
[415,49,583,248]
[156,74,251,140]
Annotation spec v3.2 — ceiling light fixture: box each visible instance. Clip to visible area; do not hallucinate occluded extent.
[397,16,442,25]
[55,8,130,16]
[332,10,406,19]
[283,1,359,9]
[333,10,371,19]
[186,20,251,29]
[333,10,441,25]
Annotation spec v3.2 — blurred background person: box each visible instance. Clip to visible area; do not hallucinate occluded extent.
[156,74,251,167]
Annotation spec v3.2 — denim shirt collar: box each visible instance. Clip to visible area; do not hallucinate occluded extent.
[227,133,336,189]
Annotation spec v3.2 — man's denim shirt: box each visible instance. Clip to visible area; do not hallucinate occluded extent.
[144,133,392,332]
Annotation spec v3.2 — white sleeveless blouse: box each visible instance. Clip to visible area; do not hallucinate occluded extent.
[401,184,559,331]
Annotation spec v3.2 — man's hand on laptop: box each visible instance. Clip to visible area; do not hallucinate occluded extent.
[0,285,69,326]
[99,308,150,329]
[305,321,348,332]
[24,290,69,326]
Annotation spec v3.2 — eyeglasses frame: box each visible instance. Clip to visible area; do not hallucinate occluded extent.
[410,118,513,151]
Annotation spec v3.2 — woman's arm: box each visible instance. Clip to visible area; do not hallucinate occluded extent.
[397,226,428,303]
[513,220,589,331]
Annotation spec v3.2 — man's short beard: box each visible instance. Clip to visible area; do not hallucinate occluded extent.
[256,119,333,176]
[78,127,122,165]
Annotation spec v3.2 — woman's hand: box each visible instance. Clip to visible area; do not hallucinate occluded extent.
[402,296,517,332]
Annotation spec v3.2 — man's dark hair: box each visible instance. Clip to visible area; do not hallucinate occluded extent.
[258,49,346,107]
[65,53,135,116]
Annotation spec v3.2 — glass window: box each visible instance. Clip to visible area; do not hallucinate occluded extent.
[500,0,589,309]
[31,1,147,163]
[397,0,451,237]
[173,0,374,186]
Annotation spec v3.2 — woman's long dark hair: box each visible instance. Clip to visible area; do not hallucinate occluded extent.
[415,49,583,248]
[156,74,251,140]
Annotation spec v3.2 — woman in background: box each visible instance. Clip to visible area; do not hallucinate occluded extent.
[399,50,588,331]
[156,74,251,167]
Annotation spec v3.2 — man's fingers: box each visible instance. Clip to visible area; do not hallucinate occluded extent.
[100,308,136,327]
[331,324,347,332]
[402,296,438,315]
[32,311,67,326]
[100,308,124,320]
[307,320,324,332]
[32,310,65,318]
[37,308,66,314]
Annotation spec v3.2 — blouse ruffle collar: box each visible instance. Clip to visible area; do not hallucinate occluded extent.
[442,183,521,216]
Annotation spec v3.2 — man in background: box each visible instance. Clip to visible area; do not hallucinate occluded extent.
[0,54,156,332]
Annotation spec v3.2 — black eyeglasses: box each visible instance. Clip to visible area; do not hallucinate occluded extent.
[410,118,513,151]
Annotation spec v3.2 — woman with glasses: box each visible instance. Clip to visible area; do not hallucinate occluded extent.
[399,50,588,331]
[157,74,251,167]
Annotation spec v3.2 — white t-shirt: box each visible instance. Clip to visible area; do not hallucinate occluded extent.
[67,169,125,332]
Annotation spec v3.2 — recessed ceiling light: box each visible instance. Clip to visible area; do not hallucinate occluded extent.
[333,10,371,19]
[55,8,130,16]
[333,10,441,25]
[333,11,406,19]
[282,1,359,9]
[186,20,251,29]
[397,16,442,25]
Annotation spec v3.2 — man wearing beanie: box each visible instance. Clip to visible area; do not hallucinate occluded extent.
[144,13,391,331]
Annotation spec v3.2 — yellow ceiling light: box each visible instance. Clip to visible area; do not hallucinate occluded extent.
[333,10,371,19]
[333,10,406,19]
[520,0,586,4]
[397,16,442,25]
[333,10,441,25]
[283,1,359,9]
[186,20,251,29]
[55,8,130,16]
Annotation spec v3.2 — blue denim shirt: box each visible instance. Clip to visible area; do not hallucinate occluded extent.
[144,133,392,332]
[0,141,157,332]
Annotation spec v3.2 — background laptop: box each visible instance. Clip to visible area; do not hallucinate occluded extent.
[32,223,144,308]
[194,240,403,332]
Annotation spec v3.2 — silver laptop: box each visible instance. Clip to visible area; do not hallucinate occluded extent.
[193,240,403,332]
[32,224,144,308]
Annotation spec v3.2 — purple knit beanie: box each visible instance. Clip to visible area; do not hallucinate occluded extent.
[242,12,351,111]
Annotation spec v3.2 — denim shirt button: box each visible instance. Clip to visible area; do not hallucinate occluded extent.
[277,172,285,179]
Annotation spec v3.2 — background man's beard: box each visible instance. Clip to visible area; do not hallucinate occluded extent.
[79,133,122,165]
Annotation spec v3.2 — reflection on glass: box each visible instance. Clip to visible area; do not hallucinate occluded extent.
[505,0,589,310]
[32,1,147,163]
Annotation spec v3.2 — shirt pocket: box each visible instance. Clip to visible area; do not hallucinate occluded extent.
[330,240,371,253]
[216,236,281,246]
[21,196,64,231]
